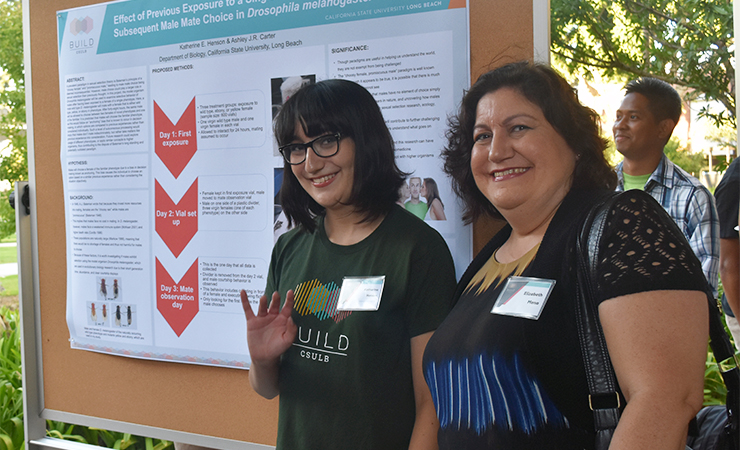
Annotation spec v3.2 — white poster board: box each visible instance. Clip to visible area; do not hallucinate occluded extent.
[58,0,471,368]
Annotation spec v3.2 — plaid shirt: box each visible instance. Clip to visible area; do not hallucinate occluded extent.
[616,154,720,297]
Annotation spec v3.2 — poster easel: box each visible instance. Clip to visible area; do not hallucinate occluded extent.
[20,0,548,448]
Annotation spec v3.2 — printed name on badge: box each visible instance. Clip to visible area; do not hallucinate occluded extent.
[491,276,556,320]
[336,276,385,311]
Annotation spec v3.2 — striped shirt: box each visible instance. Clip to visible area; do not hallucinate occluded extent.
[616,154,720,297]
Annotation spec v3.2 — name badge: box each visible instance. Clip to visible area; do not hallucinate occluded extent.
[336,276,385,311]
[491,276,556,320]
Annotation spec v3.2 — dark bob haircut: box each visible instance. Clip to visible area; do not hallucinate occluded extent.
[624,77,682,124]
[442,61,617,223]
[274,79,406,232]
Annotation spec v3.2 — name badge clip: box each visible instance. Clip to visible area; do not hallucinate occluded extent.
[336,276,385,311]
[491,276,556,320]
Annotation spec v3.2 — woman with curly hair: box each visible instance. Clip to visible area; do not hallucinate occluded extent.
[422,61,709,449]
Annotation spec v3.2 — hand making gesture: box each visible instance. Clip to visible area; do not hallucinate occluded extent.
[240,289,297,398]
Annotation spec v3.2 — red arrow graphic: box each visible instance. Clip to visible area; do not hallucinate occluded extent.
[154,98,197,179]
[155,178,198,258]
[156,258,199,337]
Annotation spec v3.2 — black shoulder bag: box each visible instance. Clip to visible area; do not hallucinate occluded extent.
[575,193,739,450]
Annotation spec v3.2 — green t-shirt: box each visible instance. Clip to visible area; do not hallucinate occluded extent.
[622,171,651,191]
[404,200,428,220]
[265,205,456,450]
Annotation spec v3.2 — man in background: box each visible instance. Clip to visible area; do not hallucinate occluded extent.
[714,156,739,348]
[405,177,428,220]
[613,77,719,298]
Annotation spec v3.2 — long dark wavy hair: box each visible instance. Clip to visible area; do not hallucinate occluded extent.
[274,79,407,233]
[442,61,617,223]
[423,177,444,209]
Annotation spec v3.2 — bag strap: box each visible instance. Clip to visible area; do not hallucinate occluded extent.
[575,193,621,450]
[576,192,740,450]
[707,297,740,450]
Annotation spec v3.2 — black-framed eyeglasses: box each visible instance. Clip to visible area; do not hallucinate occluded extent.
[279,133,342,165]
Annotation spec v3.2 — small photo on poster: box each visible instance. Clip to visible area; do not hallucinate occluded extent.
[111,304,137,330]
[399,175,447,221]
[274,167,293,243]
[96,276,123,301]
[270,75,316,156]
[87,301,109,327]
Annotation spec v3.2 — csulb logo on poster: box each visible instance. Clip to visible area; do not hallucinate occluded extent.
[69,16,95,52]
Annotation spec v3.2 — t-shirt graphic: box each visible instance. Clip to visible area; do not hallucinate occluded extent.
[293,279,352,322]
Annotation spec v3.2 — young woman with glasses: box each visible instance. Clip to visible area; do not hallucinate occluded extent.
[240,79,456,450]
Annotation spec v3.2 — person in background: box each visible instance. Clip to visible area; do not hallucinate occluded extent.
[405,176,429,220]
[613,77,720,298]
[423,61,708,449]
[714,156,740,348]
[397,179,410,207]
[242,79,456,450]
[421,178,446,220]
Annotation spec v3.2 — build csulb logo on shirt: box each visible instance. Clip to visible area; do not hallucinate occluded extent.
[293,326,349,363]
[289,279,354,363]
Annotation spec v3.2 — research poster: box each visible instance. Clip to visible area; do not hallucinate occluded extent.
[59,0,471,368]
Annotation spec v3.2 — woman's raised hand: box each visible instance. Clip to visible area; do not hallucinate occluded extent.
[240,289,297,363]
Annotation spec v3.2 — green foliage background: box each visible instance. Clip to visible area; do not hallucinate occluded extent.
[551,0,735,129]
[663,137,707,176]
[0,0,27,239]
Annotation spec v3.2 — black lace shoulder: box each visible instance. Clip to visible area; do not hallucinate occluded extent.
[594,191,707,303]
